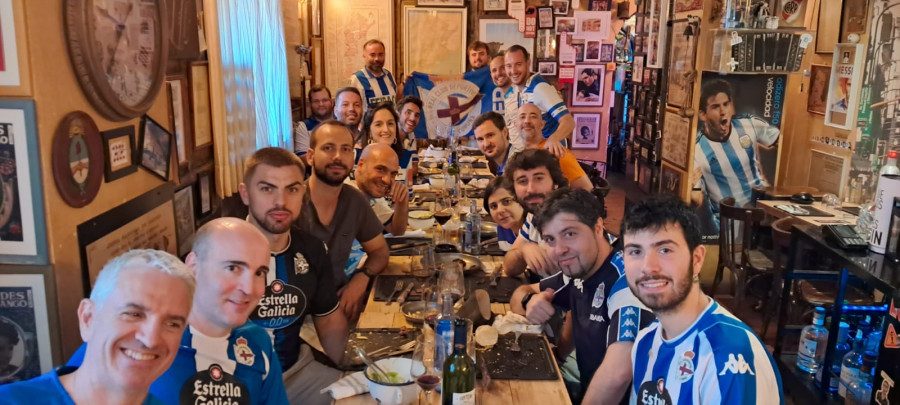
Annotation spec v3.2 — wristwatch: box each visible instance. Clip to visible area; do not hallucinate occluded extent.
[521,292,537,310]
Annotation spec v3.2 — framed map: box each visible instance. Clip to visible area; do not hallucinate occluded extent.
[403,6,467,75]
[662,109,691,170]
[323,0,394,93]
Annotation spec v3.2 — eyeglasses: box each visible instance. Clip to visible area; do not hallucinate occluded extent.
[488,197,516,211]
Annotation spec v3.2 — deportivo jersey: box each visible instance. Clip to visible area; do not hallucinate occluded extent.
[630,299,783,405]
[294,116,325,154]
[248,227,340,371]
[518,213,541,243]
[68,324,289,405]
[694,116,779,220]
[0,366,164,405]
[505,73,571,152]
[349,67,397,110]
[540,244,655,396]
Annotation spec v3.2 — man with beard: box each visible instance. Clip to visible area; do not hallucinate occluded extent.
[294,86,334,158]
[690,79,779,231]
[333,87,364,145]
[473,111,512,175]
[297,120,389,321]
[502,149,566,278]
[467,41,491,70]
[239,148,348,405]
[3,250,194,404]
[510,188,654,404]
[351,143,409,235]
[622,196,782,404]
[350,39,397,110]
[519,103,592,191]
[504,45,574,157]
[396,96,422,151]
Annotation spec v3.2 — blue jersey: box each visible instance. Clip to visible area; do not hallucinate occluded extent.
[505,73,570,151]
[349,67,397,110]
[0,366,164,405]
[68,325,289,405]
[497,226,517,251]
[294,116,325,154]
[630,299,783,405]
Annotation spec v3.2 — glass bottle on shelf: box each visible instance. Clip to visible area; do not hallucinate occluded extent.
[846,351,877,405]
[839,329,865,398]
[866,316,883,353]
[817,321,849,391]
[797,307,828,374]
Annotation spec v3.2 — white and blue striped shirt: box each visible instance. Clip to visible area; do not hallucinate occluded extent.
[505,73,571,152]
[349,67,397,111]
[630,299,783,405]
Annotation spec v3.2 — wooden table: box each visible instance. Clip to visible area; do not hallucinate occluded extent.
[334,255,573,405]
[756,200,858,226]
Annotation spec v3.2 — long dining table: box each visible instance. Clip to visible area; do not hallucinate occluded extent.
[332,254,573,405]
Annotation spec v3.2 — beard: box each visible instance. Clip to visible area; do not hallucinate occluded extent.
[251,208,293,235]
[314,162,350,186]
[521,193,546,213]
[628,258,694,314]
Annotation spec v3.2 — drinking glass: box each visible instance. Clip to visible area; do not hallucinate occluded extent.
[410,335,442,405]
[438,262,466,303]
[411,245,436,279]
[422,286,441,328]
[822,193,840,212]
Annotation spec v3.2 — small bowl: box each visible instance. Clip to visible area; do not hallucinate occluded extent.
[364,358,420,405]
[401,301,427,324]
[428,176,445,189]
[408,211,436,230]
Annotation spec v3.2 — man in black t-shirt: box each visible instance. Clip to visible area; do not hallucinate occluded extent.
[239,147,348,405]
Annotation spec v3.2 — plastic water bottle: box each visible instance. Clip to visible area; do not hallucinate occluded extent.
[463,200,481,255]
[880,150,899,176]
[797,307,828,373]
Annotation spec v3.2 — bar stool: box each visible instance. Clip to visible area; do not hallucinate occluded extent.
[711,197,773,311]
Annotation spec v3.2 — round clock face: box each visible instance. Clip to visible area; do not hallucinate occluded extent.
[65,0,168,121]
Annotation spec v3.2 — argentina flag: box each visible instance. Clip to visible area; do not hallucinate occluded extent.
[402,67,504,139]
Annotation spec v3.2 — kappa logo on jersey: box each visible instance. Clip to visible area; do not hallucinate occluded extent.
[620,329,635,339]
[249,280,307,330]
[719,353,755,375]
[610,251,625,275]
[638,377,673,405]
[294,252,309,275]
[233,337,255,366]
[619,306,640,341]
[676,351,695,383]
[623,307,637,317]
[181,363,250,405]
[592,283,606,308]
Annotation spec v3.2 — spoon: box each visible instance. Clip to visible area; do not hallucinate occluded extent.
[354,344,391,382]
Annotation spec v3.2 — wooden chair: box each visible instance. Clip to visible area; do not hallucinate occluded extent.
[712,197,773,311]
[760,216,804,337]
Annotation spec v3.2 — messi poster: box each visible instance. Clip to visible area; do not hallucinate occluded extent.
[402,67,503,139]
[691,73,786,242]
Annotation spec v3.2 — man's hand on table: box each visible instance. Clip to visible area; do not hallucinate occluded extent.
[337,273,370,322]
[525,288,556,325]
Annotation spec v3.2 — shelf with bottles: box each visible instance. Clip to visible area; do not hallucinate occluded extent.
[703,28,814,74]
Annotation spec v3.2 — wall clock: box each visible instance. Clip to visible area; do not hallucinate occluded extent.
[52,111,105,208]
[64,0,169,121]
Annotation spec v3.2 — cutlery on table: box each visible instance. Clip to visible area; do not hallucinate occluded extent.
[396,282,416,304]
[510,329,522,352]
[386,281,404,305]
[489,264,503,287]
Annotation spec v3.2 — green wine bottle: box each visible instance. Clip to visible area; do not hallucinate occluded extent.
[442,318,475,405]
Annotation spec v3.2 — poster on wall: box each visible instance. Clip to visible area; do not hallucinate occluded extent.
[662,110,691,170]
[573,65,604,106]
[0,272,54,385]
[825,43,863,130]
[691,73,786,242]
[403,6,467,75]
[572,113,601,149]
[323,0,394,95]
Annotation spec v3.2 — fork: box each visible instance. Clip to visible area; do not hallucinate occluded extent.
[510,329,522,352]
[386,281,404,305]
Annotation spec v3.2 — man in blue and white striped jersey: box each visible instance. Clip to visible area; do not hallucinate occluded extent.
[691,79,779,230]
[349,39,397,111]
[622,196,783,405]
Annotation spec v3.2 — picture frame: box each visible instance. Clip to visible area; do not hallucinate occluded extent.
[573,11,611,41]
[573,65,605,106]
[632,56,644,83]
[166,76,192,167]
[139,115,174,181]
[173,185,195,257]
[816,0,841,54]
[599,44,614,62]
[189,62,213,149]
[0,265,61,382]
[482,0,506,12]
[100,125,138,182]
[0,99,48,265]
[659,164,685,197]
[572,41,585,63]
[662,109,691,170]
[555,17,575,35]
[51,111,104,209]
[538,7,554,28]
[667,17,699,109]
[645,0,669,68]
[825,43,863,130]
[0,0,32,96]
[551,0,570,14]
[538,61,558,76]
[589,0,610,11]
[309,0,322,37]
[572,113,601,149]
[417,0,464,6]
[195,170,214,219]
[404,6,468,75]
[479,19,534,58]
[839,0,868,43]
[536,29,556,60]
[584,40,602,62]
[807,64,831,115]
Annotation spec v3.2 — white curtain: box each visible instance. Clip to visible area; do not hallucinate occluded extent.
[204,0,292,197]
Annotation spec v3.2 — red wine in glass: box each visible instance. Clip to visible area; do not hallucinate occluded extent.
[434,211,452,225]
[416,374,441,391]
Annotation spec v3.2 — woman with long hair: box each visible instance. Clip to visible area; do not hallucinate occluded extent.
[360,101,414,169]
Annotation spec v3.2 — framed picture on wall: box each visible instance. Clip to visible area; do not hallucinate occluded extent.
[633,56,644,83]
[599,44,614,62]
[479,19,534,59]
[139,115,174,181]
[584,40,601,62]
[404,6,468,75]
[0,266,60,382]
[190,62,212,149]
[538,7,554,28]
[572,113,601,149]
[573,65,604,106]
[417,0,464,6]
[839,0,868,42]
[551,0,570,14]
[816,0,841,54]
[659,164,684,196]
[825,43,863,129]
[173,185,195,257]
[100,125,138,182]
[482,0,506,12]
[0,0,32,96]
[166,77,192,167]
[645,0,669,68]
[538,61,558,76]
[309,0,322,37]
[195,170,214,219]
[807,64,831,115]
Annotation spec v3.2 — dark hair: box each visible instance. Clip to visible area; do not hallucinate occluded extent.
[504,149,568,188]
[483,176,516,213]
[0,319,20,346]
[506,45,531,62]
[361,101,403,158]
[310,119,354,149]
[472,111,506,133]
[308,85,332,101]
[699,79,732,112]
[244,147,307,184]
[334,86,362,104]
[396,95,423,112]
[580,68,598,78]
[534,188,606,233]
[363,39,385,50]
[621,195,703,252]
[467,41,489,54]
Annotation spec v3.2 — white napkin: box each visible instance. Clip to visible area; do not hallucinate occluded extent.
[320,371,369,400]
[411,184,430,191]
[492,313,543,335]
[467,178,490,188]
[385,230,428,238]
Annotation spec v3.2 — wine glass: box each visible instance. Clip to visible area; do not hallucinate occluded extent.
[422,286,441,328]
[438,262,466,304]
[410,335,442,405]
[434,196,453,226]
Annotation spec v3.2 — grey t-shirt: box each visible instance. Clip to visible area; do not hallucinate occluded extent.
[296,184,384,287]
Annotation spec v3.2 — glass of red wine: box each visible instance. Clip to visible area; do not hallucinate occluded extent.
[410,335,442,404]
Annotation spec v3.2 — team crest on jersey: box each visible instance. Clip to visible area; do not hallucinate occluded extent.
[676,350,695,382]
[592,283,606,308]
[233,337,255,366]
[637,377,673,405]
[294,252,310,275]
[180,364,250,405]
[738,134,752,149]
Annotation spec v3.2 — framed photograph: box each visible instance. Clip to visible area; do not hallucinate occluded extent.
[632,56,644,83]
[551,0,569,14]
[825,43,863,129]
[195,171,214,219]
[807,64,831,115]
[572,113,601,149]
[0,100,48,265]
[173,185,195,257]
[479,19,534,58]
[0,266,60,382]
[536,29,556,59]
[667,18,699,109]
[673,0,703,12]
[309,0,322,37]
[573,11,611,40]
[538,61,558,76]
[572,40,585,63]
[0,0,32,96]
[599,44,614,62]
[662,109,690,170]
[482,0,506,12]
[584,40,601,62]
[100,126,138,182]
[573,65,605,106]
[417,0,464,6]
[816,0,841,54]
[635,15,645,35]
[589,0,610,11]
[646,0,669,68]
[404,6,467,75]
[538,7,554,28]
[139,115,174,181]
[555,17,575,35]
[839,0,868,42]
[659,164,685,196]
[189,62,212,149]
[166,77,192,166]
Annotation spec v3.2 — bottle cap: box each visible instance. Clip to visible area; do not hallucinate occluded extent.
[889,150,897,159]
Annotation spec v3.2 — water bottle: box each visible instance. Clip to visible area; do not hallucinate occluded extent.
[463,200,481,255]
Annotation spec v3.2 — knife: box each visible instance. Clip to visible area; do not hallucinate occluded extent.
[396,282,416,304]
